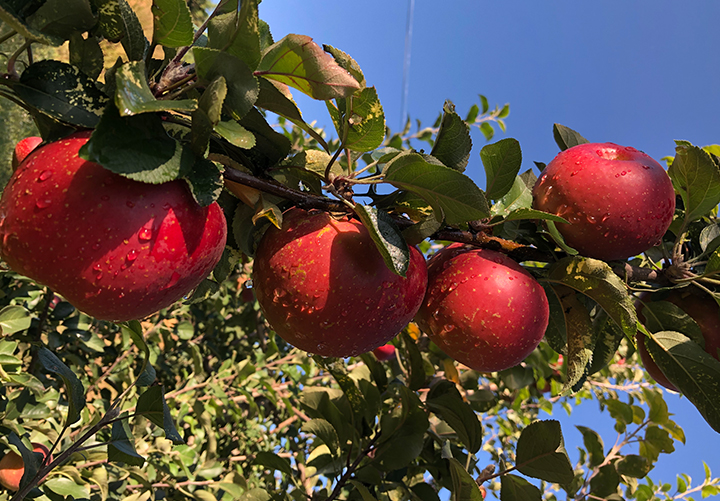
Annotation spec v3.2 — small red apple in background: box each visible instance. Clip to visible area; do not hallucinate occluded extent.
[11,136,43,171]
[532,142,675,261]
[636,289,720,392]
[416,244,549,372]
[373,344,396,361]
[252,208,428,358]
[0,443,51,491]
[0,131,227,321]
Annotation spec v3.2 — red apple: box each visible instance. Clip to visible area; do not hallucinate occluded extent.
[252,208,428,357]
[0,131,227,321]
[532,142,675,261]
[373,344,396,361]
[11,136,43,170]
[416,244,549,372]
[0,443,51,492]
[636,289,720,392]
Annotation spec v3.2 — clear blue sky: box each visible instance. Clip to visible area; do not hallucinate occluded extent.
[259,0,720,490]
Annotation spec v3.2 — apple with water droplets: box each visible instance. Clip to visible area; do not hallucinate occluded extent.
[252,208,428,358]
[532,142,675,261]
[0,131,227,321]
[416,244,549,372]
[636,289,720,392]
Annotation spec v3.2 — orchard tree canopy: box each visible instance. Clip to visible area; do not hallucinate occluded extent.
[0,1,720,501]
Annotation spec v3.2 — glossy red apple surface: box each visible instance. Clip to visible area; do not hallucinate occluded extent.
[417,244,549,372]
[252,208,428,357]
[0,131,227,321]
[532,142,675,261]
[373,343,396,361]
[11,136,43,170]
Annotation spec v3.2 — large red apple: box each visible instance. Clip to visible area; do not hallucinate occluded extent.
[532,143,675,261]
[636,289,720,392]
[0,131,227,321]
[252,208,428,357]
[416,244,549,372]
[0,443,51,492]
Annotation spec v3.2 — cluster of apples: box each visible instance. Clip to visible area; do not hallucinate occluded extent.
[2,133,707,386]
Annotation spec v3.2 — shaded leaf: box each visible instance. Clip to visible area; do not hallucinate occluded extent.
[37,347,85,426]
[256,34,361,100]
[553,123,589,151]
[26,0,96,41]
[302,419,340,456]
[152,0,193,47]
[669,142,720,224]
[208,0,261,69]
[7,433,42,493]
[482,137,522,200]
[616,454,651,478]
[430,100,472,173]
[215,121,256,149]
[445,456,484,501]
[115,60,197,115]
[136,385,184,444]
[515,420,574,484]
[0,1,64,45]
[108,418,145,466]
[426,380,483,453]
[323,44,365,87]
[500,474,542,501]
[576,425,605,468]
[354,205,409,277]
[253,451,293,477]
[69,32,104,80]
[327,86,385,153]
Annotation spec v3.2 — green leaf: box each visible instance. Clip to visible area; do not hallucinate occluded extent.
[384,151,489,226]
[0,1,64,45]
[194,47,259,121]
[215,121,256,149]
[302,419,340,456]
[0,305,31,335]
[136,385,184,444]
[14,60,108,128]
[642,387,670,425]
[80,102,195,184]
[588,310,626,375]
[256,34,361,100]
[398,331,427,391]
[491,175,533,217]
[426,380,483,453]
[515,419,574,484]
[25,0,96,41]
[152,0,193,47]
[644,330,720,433]
[184,157,224,206]
[545,256,637,340]
[122,321,155,386]
[208,0,261,70]
[590,464,620,498]
[553,123,589,151]
[616,454,651,478]
[44,477,90,498]
[313,357,370,425]
[323,44,366,87]
[640,300,704,347]
[354,205,409,277]
[502,207,568,224]
[430,100,472,173]
[94,0,144,52]
[253,451,293,477]
[115,60,197,115]
[69,32,104,80]
[402,211,443,246]
[445,456,484,501]
[373,384,428,470]
[7,433,42,493]
[192,76,227,155]
[669,142,720,224]
[500,474,542,501]
[548,285,593,392]
[37,347,85,426]
[482,138,523,200]
[576,426,605,468]
[108,418,146,466]
[328,86,385,153]
[255,78,328,149]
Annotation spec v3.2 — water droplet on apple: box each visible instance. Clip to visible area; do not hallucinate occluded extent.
[126,249,138,262]
[126,201,135,208]
[138,227,153,241]
[38,170,53,182]
[163,203,172,210]
[101,195,110,201]
[621,171,627,176]
[92,242,101,250]
[92,263,102,271]
[35,199,51,209]
[118,292,125,299]
[316,343,327,352]
[364,298,374,305]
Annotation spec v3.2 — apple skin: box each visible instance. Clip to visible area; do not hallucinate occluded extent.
[416,244,549,372]
[252,208,428,357]
[532,142,675,261]
[0,443,51,492]
[373,344,396,361]
[636,289,720,392]
[0,131,227,321]
[11,137,43,171]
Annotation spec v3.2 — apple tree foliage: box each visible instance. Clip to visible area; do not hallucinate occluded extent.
[0,1,719,500]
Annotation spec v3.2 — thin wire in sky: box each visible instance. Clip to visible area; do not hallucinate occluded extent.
[400,0,415,130]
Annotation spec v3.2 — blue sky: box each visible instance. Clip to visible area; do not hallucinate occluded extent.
[259,0,720,491]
